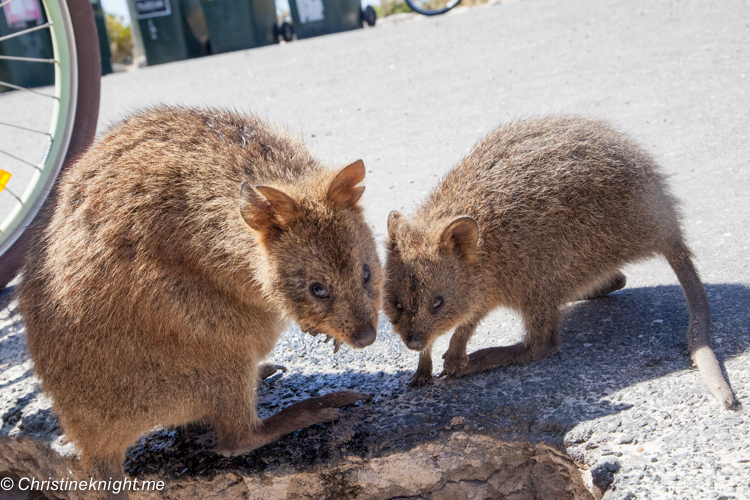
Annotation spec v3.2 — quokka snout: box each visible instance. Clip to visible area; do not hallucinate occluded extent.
[18,106,383,484]
[383,115,738,411]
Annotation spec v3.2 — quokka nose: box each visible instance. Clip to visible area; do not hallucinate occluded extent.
[406,339,423,351]
[353,327,376,348]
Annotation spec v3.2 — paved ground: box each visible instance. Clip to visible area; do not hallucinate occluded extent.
[2,0,749,498]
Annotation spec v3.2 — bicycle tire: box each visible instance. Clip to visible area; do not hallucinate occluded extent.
[405,0,462,16]
[279,22,294,43]
[362,5,376,27]
[0,0,101,289]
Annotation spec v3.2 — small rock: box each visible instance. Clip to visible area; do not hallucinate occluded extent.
[619,434,636,444]
[591,460,621,493]
[449,416,467,428]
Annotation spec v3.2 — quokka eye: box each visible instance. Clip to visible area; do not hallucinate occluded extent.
[310,283,330,299]
[432,296,444,310]
[363,264,370,284]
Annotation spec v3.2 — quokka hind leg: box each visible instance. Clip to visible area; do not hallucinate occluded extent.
[90,457,128,499]
[67,415,141,498]
[579,271,627,301]
[665,243,739,410]
[456,305,561,378]
[212,389,370,457]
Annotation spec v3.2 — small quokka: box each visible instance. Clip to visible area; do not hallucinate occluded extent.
[18,106,383,481]
[383,115,737,410]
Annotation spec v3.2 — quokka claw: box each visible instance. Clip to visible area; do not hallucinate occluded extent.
[408,371,433,388]
[320,335,343,353]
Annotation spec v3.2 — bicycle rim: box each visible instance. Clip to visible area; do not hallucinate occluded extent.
[0,0,77,258]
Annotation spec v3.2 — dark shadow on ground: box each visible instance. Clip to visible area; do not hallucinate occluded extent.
[0,284,15,305]
[0,283,31,404]
[121,283,750,479]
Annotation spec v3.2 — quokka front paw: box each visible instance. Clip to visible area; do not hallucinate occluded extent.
[408,369,433,388]
[442,349,469,377]
[258,363,287,380]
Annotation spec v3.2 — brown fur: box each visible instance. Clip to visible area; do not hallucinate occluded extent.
[384,115,738,410]
[17,106,383,481]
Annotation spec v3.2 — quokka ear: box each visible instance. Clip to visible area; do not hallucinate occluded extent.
[327,159,366,210]
[239,181,299,231]
[387,211,404,242]
[439,216,479,258]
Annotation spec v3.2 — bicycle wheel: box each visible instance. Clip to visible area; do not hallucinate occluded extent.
[404,0,462,16]
[362,5,376,27]
[0,0,100,289]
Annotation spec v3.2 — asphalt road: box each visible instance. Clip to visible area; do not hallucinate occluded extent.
[2,0,749,498]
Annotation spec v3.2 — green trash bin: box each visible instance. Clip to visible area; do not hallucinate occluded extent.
[288,0,363,40]
[199,0,278,55]
[0,0,54,91]
[248,0,279,47]
[130,0,207,66]
[91,0,113,75]
[200,0,256,54]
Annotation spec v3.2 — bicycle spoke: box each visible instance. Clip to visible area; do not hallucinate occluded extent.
[0,23,52,44]
[0,22,53,44]
[0,55,56,63]
[0,149,42,171]
[0,188,23,204]
[0,172,21,205]
[0,0,99,286]
[0,80,57,98]
[0,121,52,136]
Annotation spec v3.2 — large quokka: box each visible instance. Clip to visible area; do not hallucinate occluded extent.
[18,106,383,481]
[383,115,737,410]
